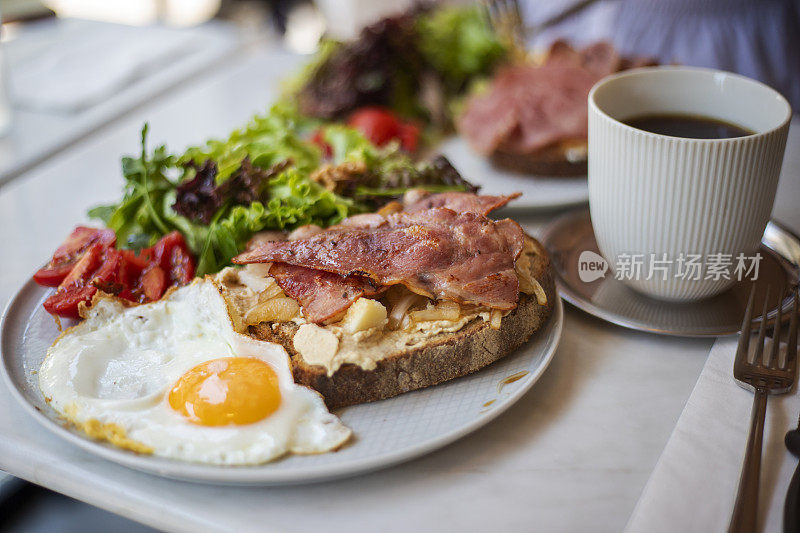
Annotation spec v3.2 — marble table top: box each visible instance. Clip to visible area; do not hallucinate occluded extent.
[0,18,240,186]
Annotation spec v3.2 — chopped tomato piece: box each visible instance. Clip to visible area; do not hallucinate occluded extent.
[58,243,104,289]
[90,248,128,296]
[139,266,167,301]
[121,249,151,270]
[34,227,115,287]
[43,243,110,319]
[310,129,333,158]
[397,122,421,153]
[116,250,146,295]
[38,228,197,319]
[42,286,97,320]
[151,231,195,286]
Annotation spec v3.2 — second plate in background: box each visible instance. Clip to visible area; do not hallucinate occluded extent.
[437,137,589,211]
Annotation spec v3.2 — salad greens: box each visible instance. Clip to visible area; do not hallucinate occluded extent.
[87,125,180,251]
[294,4,508,125]
[90,106,473,277]
[415,5,508,94]
[90,114,354,276]
[181,105,321,182]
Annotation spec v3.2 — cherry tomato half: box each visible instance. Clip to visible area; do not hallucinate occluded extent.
[396,122,421,153]
[348,107,400,147]
[139,266,167,302]
[347,107,421,153]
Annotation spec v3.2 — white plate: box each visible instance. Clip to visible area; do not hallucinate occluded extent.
[437,137,589,211]
[1,280,563,486]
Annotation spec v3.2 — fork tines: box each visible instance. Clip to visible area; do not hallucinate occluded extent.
[734,285,798,392]
[482,0,525,48]
[786,286,798,372]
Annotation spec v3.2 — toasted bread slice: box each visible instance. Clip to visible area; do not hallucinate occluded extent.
[490,139,587,177]
[248,236,555,409]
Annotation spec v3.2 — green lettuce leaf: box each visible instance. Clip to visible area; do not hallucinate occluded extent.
[416,5,507,93]
[193,168,352,275]
[181,105,321,182]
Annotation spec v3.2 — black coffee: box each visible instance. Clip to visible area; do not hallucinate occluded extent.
[623,113,754,139]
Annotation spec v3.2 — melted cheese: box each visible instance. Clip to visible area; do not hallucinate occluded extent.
[214,264,519,376]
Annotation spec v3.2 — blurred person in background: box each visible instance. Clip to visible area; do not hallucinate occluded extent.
[614,0,800,108]
[522,0,800,108]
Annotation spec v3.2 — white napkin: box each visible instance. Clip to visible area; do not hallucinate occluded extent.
[626,336,800,532]
[7,19,197,113]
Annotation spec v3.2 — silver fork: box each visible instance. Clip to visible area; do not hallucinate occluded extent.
[729,286,799,533]
[482,0,526,58]
[483,0,603,50]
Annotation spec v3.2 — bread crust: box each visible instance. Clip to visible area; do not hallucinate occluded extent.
[249,237,555,409]
[490,140,587,177]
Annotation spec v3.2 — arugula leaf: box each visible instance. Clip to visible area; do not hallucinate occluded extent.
[86,204,115,225]
[88,124,179,250]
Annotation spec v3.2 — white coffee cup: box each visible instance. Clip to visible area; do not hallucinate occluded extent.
[588,66,791,301]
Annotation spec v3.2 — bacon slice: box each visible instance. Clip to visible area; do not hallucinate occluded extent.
[269,263,383,323]
[245,230,381,324]
[235,208,524,310]
[403,191,521,215]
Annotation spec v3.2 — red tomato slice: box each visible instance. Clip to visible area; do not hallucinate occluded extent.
[347,107,420,152]
[114,250,145,300]
[139,266,167,302]
[151,231,195,286]
[34,227,116,287]
[43,243,106,319]
[90,248,126,296]
[58,243,105,289]
[121,249,151,270]
[42,286,97,320]
[43,246,133,319]
[348,107,400,147]
[41,230,196,318]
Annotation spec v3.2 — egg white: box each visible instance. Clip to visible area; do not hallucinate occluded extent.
[38,280,351,465]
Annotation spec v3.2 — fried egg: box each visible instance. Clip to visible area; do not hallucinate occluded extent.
[38,280,351,465]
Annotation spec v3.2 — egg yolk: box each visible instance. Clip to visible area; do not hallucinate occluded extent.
[168,357,281,426]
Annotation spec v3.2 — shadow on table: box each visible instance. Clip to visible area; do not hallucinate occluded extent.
[0,481,156,533]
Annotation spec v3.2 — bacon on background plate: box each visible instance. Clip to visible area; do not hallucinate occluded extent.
[457,40,657,157]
